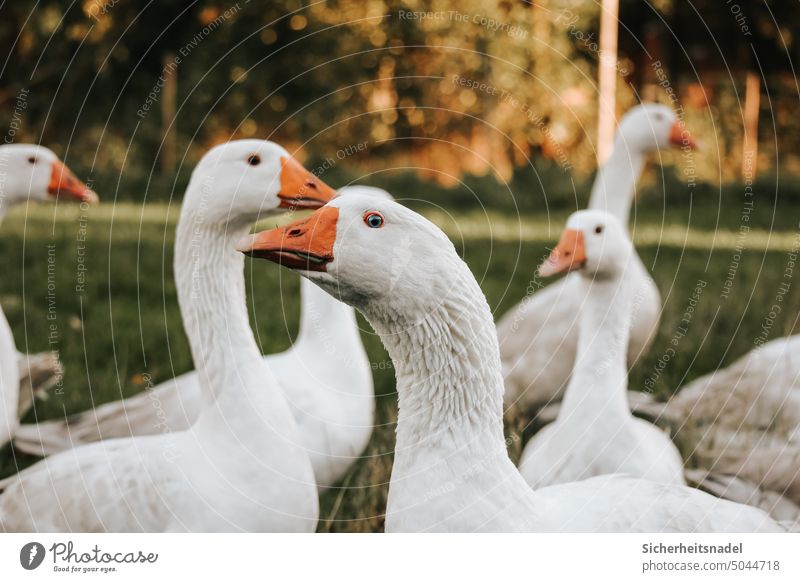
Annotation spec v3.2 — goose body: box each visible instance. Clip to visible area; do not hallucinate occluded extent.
[521,418,683,487]
[518,211,684,488]
[499,105,693,410]
[0,144,96,448]
[0,141,329,531]
[685,469,800,526]
[13,186,383,489]
[239,194,785,533]
[630,335,800,506]
[1,368,313,532]
[0,314,18,449]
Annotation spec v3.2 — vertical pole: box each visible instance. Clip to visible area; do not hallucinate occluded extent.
[641,23,660,103]
[742,72,760,180]
[597,0,620,164]
[161,53,177,175]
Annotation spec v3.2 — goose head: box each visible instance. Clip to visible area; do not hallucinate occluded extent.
[236,193,457,310]
[538,209,633,281]
[336,185,393,201]
[617,103,698,153]
[186,139,337,224]
[0,144,98,211]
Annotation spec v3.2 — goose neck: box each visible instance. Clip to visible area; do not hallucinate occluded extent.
[588,142,645,224]
[364,267,507,452]
[559,273,634,420]
[296,277,361,350]
[174,204,260,400]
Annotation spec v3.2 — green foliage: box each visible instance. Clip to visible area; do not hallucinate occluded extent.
[2,1,799,204]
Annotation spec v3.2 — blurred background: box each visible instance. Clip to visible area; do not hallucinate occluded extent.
[1,0,799,208]
[1,0,800,531]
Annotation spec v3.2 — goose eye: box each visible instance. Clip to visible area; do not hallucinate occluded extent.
[364,211,384,229]
[595,225,604,234]
[27,157,36,164]
[247,154,261,166]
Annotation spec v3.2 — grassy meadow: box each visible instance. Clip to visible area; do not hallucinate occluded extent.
[1,184,800,532]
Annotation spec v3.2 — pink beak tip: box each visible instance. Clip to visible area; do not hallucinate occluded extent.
[537,262,555,278]
[235,234,258,254]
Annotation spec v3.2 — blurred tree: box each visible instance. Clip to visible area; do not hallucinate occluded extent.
[0,0,797,202]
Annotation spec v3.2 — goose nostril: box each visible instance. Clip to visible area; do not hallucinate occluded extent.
[287,228,302,237]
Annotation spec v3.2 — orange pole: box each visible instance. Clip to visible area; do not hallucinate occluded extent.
[161,53,178,175]
[742,72,760,180]
[597,0,620,164]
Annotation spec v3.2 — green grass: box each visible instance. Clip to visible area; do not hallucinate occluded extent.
[1,198,800,532]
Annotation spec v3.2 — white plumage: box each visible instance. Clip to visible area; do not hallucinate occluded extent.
[499,104,689,410]
[631,335,800,514]
[518,210,684,488]
[1,140,325,532]
[239,194,786,533]
[13,186,388,490]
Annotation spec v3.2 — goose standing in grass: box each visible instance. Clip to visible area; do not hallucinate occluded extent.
[629,335,800,519]
[0,141,331,532]
[238,193,786,532]
[518,210,684,488]
[13,184,385,489]
[499,104,696,411]
[0,144,97,449]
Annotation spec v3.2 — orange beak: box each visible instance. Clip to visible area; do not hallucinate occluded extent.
[538,228,587,277]
[48,160,99,204]
[237,206,339,272]
[278,156,337,210]
[668,120,698,150]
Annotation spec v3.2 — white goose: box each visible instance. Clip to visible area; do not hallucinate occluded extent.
[238,193,785,532]
[13,185,385,489]
[0,140,328,532]
[518,210,684,488]
[0,144,97,449]
[629,335,800,517]
[499,104,696,410]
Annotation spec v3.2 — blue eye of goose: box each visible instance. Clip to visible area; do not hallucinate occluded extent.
[364,211,384,228]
